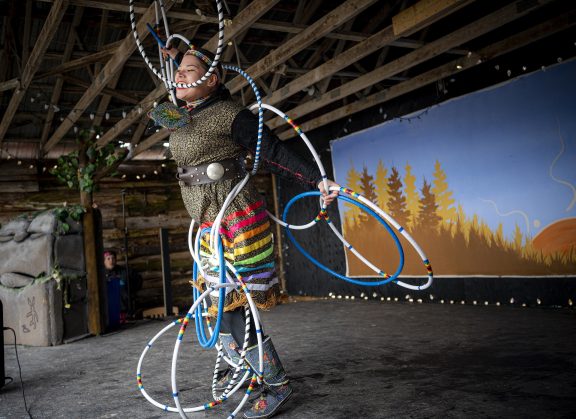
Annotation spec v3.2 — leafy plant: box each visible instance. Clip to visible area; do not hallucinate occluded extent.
[50,128,125,193]
[53,205,85,235]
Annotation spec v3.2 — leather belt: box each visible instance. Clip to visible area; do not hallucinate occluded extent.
[177,158,246,186]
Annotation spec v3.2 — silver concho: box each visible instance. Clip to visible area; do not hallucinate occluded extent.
[206,162,225,180]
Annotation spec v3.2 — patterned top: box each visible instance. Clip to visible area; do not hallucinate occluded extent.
[166,86,321,223]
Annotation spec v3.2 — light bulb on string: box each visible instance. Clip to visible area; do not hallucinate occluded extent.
[90,113,95,120]
[105,112,110,120]
[122,110,127,118]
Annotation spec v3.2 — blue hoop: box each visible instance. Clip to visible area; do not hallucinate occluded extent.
[192,227,226,348]
[282,191,405,286]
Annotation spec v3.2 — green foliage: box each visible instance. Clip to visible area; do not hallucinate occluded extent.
[52,205,85,235]
[49,128,124,193]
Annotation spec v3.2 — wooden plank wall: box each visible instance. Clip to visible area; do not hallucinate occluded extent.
[0,160,275,312]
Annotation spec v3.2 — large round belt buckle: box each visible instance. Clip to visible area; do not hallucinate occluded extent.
[206,162,225,180]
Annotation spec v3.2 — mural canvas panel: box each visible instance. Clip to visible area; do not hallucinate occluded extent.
[330,60,576,277]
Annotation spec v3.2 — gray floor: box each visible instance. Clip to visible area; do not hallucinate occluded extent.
[1,299,576,419]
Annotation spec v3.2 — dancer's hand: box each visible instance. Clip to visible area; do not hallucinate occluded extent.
[318,179,339,206]
[161,46,179,61]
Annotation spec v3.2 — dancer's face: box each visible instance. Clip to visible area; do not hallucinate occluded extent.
[175,54,218,103]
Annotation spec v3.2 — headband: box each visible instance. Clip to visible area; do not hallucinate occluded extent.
[185,46,214,69]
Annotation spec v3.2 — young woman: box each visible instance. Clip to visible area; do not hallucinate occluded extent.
[151,46,338,419]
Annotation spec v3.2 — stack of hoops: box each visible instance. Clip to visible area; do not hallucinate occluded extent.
[131,1,434,418]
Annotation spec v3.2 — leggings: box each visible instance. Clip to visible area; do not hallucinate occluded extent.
[220,307,260,347]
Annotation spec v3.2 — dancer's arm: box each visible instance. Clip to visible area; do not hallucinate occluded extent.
[232,109,339,205]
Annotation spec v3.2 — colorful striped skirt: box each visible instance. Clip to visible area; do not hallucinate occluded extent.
[196,209,279,315]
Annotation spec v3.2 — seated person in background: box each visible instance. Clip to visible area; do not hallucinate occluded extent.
[103,250,142,324]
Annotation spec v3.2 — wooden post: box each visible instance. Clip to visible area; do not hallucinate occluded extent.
[159,228,173,317]
[79,139,102,334]
[84,207,102,335]
[271,174,287,292]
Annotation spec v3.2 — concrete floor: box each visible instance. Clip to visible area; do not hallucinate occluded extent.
[1,299,576,419]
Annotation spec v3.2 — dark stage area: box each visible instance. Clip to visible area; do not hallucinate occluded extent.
[2,299,575,418]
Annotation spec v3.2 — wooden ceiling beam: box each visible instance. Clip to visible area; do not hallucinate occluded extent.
[0,0,70,145]
[90,9,122,132]
[131,129,169,159]
[221,0,253,63]
[22,0,33,66]
[203,0,280,51]
[93,85,166,149]
[36,41,123,80]
[39,6,85,155]
[226,0,379,94]
[263,0,473,112]
[35,0,375,42]
[270,0,551,132]
[278,6,576,140]
[43,0,177,154]
[0,78,20,93]
[62,75,140,105]
[130,119,148,148]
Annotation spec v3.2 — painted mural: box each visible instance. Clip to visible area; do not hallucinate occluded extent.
[331,60,576,277]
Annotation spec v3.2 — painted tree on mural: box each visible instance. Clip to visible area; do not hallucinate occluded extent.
[358,165,378,225]
[387,166,410,227]
[513,224,524,252]
[375,160,389,210]
[404,163,420,229]
[431,160,457,227]
[344,163,362,232]
[416,179,441,230]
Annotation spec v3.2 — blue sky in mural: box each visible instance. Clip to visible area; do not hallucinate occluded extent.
[331,60,576,240]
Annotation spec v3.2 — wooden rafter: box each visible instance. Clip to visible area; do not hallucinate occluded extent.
[34,0,381,43]
[0,0,70,145]
[62,75,140,105]
[271,0,551,133]
[22,0,32,67]
[39,6,85,156]
[43,0,177,154]
[90,9,121,133]
[262,0,473,112]
[35,41,122,80]
[226,0,379,94]
[278,3,576,139]
[130,119,148,147]
[131,128,170,159]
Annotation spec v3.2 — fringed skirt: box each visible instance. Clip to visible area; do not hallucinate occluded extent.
[192,197,280,315]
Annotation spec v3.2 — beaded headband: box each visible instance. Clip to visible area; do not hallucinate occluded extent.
[184,46,214,69]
